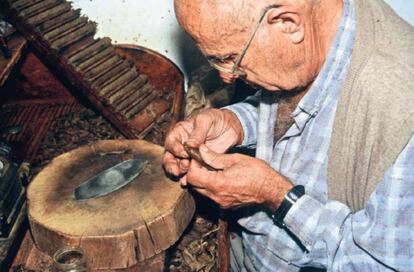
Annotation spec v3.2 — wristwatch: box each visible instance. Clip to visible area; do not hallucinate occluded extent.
[272,185,305,228]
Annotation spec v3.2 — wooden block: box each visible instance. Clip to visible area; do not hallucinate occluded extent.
[27,140,195,269]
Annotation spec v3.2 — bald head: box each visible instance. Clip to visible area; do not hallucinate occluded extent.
[174,0,269,49]
[175,0,343,91]
[174,0,320,51]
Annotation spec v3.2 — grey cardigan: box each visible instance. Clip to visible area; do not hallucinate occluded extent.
[328,0,414,211]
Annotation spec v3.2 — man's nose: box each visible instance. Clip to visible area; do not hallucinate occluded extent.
[218,71,239,84]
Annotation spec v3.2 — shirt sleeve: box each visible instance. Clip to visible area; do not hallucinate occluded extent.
[222,91,261,147]
[283,134,414,271]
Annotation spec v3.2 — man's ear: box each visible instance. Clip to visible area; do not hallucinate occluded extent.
[266,7,304,44]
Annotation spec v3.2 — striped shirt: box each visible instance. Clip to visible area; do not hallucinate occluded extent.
[225,0,414,270]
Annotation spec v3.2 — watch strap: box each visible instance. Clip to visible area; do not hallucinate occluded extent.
[272,185,305,227]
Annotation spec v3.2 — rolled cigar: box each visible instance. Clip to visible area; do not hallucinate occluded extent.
[73,46,113,72]
[36,9,81,33]
[67,37,111,65]
[60,35,96,60]
[90,61,130,89]
[21,0,63,18]
[27,3,72,26]
[44,17,87,41]
[12,0,44,11]
[106,75,147,104]
[85,57,123,82]
[98,67,138,96]
[51,22,96,51]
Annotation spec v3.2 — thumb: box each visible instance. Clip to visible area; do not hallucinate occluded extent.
[199,144,237,170]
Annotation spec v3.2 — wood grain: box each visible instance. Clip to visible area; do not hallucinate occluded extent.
[0,33,27,89]
[27,140,195,270]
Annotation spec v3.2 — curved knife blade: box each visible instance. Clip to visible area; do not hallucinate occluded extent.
[73,158,148,201]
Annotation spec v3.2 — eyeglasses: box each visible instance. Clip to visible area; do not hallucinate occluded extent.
[206,5,278,77]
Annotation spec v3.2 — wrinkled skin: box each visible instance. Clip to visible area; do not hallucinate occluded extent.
[164,0,343,211]
[163,109,243,178]
[163,107,291,212]
[187,145,290,211]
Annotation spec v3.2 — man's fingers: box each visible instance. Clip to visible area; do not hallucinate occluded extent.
[179,175,188,187]
[164,121,192,158]
[163,152,182,176]
[186,114,213,147]
[199,144,237,169]
[179,159,190,172]
[186,160,218,189]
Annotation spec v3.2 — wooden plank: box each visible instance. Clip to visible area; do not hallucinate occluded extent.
[0,34,27,89]
[218,217,229,272]
[10,231,33,268]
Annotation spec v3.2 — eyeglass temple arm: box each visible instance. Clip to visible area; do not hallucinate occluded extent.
[231,4,280,73]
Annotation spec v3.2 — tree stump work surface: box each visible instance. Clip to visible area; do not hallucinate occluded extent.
[27,140,195,270]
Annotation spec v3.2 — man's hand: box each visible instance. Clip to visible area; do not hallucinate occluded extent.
[163,109,244,180]
[186,145,293,212]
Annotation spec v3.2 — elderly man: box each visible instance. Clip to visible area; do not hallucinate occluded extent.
[163,0,414,271]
